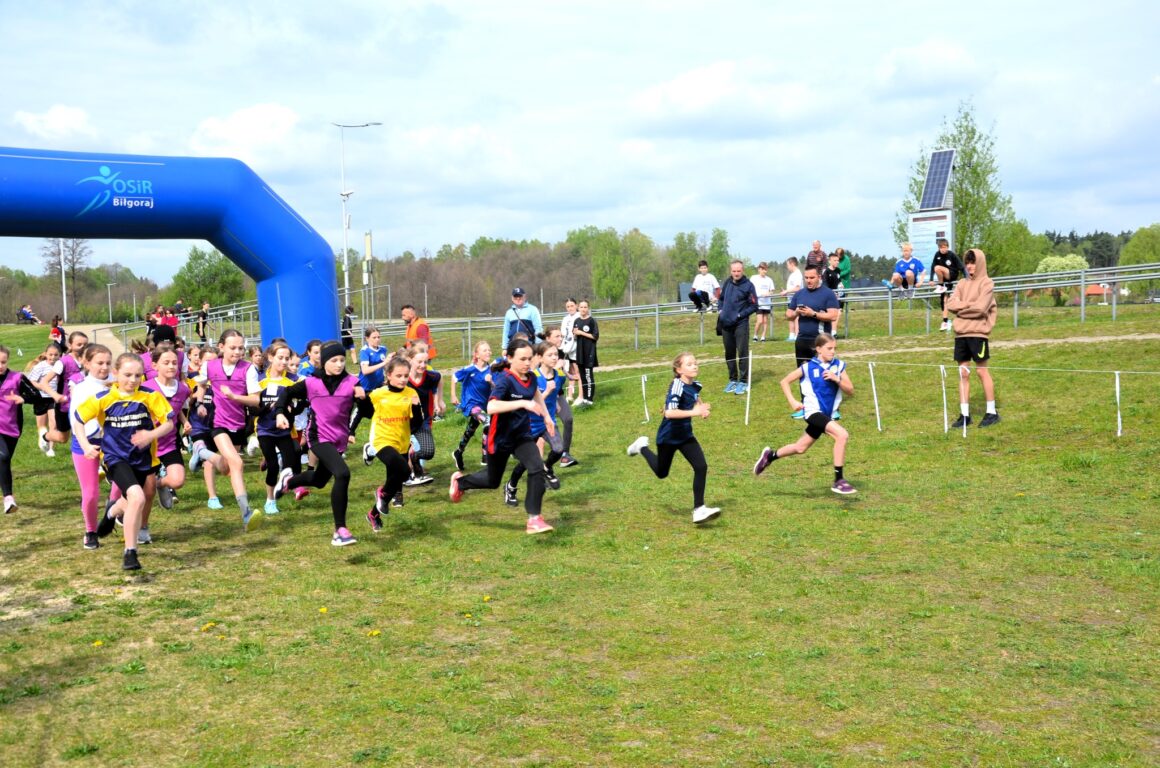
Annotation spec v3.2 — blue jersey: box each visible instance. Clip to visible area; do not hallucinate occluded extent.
[894,257,925,278]
[788,286,840,338]
[73,388,174,471]
[656,378,701,445]
[358,345,388,391]
[528,368,565,436]
[455,363,492,416]
[485,370,537,453]
[799,357,846,418]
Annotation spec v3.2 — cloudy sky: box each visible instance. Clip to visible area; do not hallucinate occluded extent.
[1,0,1157,285]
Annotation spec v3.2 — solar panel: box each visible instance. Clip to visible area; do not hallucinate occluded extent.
[918,148,955,210]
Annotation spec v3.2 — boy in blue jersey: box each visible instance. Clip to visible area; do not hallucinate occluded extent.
[752,333,857,495]
[883,242,925,298]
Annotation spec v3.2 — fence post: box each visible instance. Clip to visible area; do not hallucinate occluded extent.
[633,316,639,351]
[699,311,705,346]
[1111,282,1118,321]
[843,302,850,339]
[1080,269,1087,323]
[925,301,931,334]
[654,304,660,348]
[1013,289,1019,328]
[887,289,894,336]
[466,319,472,360]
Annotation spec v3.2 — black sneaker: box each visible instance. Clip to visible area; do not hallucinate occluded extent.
[480,454,488,466]
[391,492,404,509]
[452,449,465,472]
[544,470,561,491]
[122,549,141,571]
[979,412,1001,428]
[504,483,519,507]
[950,415,972,429]
[557,454,579,468]
[83,532,99,550]
[96,504,118,539]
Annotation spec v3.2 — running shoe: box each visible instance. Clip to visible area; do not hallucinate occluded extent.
[45,446,55,458]
[391,492,404,509]
[374,486,387,515]
[37,432,48,453]
[452,449,465,472]
[157,485,175,510]
[724,381,738,394]
[752,447,775,476]
[933,283,947,294]
[293,487,311,502]
[3,497,16,514]
[881,279,895,290]
[950,414,971,428]
[264,500,280,516]
[544,470,561,491]
[790,409,805,420]
[525,515,554,535]
[557,454,579,468]
[787,334,797,342]
[979,412,1001,428]
[831,479,857,495]
[940,321,950,332]
[331,527,357,547]
[832,410,841,421]
[480,455,489,466]
[449,471,464,503]
[274,467,294,499]
[246,435,259,457]
[734,382,748,395]
[366,506,383,533]
[137,527,152,545]
[403,474,434,487]
[83,531,99,550]
[692,505,721,524]
[626,436,648,456]
[362,442,375,466]
[122,549,141,571]
[207,496,224,510]
[188,440,206,472]
[242,506,263,532]
[97,504,118,538]
[504,483,519,507]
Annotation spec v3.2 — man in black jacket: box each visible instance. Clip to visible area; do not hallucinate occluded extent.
[718,260,758,395]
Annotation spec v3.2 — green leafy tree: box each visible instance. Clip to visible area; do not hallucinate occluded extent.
[1086,232,1117,269]
[1036,253,1090,306]
[1118,223,1160,295]
[169,245,246,307]
[668,231,704,282]
[706,228,731,276]
[893,101,1016,257]
[985,219,1051,277]
[579,227,625,305]
[620,228,657,305]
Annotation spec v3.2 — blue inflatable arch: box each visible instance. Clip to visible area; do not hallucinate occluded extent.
[0,146,339,350]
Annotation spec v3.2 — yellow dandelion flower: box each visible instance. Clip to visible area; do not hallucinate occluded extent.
[483,595,491,602]
[200,621,217,632]
[367,629,381,637]
[464,613,472,619]
[319,607,328,614]
[91,640,104,647]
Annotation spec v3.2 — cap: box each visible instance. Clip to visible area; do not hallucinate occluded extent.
[512,287,526,297]
[320,341,346,365]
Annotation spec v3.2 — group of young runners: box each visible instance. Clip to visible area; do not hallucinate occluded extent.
[1,251,999,569]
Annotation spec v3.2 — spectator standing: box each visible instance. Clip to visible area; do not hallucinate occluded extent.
[341,305,356,364]
[718,260,758,395]
[805,240,827,273]
[401,304,436,360]
[49,316,66,352]
[195,301,210,344]
[501,288,543,350]
[780,258,803,341]
[750,262,776,342]
[572,300,599,406]
[787,265,840,368]
[835,247,852,295]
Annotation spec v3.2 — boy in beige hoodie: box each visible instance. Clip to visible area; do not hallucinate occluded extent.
[945,248,999,427]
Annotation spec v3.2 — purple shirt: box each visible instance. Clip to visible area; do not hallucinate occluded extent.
[205,358,254,431]
[305,374,358,450]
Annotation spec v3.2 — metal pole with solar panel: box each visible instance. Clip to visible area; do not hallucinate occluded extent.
[908,149,957,279]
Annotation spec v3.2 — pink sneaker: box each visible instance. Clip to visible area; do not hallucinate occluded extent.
[293,487,311,501]
[449,471,464,503]
[525,515,554,535]
[831,479,857,495]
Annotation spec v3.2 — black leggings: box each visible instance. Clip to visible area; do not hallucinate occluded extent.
[0,433,18,496]
[459,437,545,516]
[509,433,562,488]
[258,434,300,488]
[375,445,409,500]
[640,438,708,509]
[578,365,595,401]
[287,442,350,529]
[457,417,483,453]
[557,396,574,453]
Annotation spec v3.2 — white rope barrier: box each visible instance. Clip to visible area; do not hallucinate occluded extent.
[939,365,948,434]
[1115,371,1122,438]
[744,344,753,426]
[640,374,650,424]
[868,362,882,432]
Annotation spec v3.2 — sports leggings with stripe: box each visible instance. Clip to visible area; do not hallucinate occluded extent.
[375,445,409,500]
[286,441,350,530]
[640,438,707,509]
[258,434,300,489]
[458,437,545,516]
[0,434,18,497]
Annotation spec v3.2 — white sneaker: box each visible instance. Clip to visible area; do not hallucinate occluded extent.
[362,442,375,466]
[245,435,259,457]
[692,505,721,524]
[933,284,947,294]
[137,527,152,545]
[45,446,55,458]
[37,432,48,453]
[626,436,648,456]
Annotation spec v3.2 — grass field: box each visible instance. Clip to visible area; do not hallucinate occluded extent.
[1,308,1158,767]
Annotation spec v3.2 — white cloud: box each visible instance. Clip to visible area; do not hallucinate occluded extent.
[189,104,302,166]
[12,105,97,140]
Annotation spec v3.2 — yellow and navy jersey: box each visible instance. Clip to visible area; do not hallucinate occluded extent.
[256,373,296,437]
[73,387,173,471]
[368,385,419,454]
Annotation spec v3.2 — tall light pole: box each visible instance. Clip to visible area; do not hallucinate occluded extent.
[59,238,68,322]
[106,283,117,323]
[333,121,382,305]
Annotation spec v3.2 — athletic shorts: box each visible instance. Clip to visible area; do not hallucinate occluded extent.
[157,448,183,468]
[107,463,151,496]
[32,398,55,416]
[54,407,72,432]
[210,427,246,447]
[954,337,991,364]
[756,308,772,315]
[804,412,832,440]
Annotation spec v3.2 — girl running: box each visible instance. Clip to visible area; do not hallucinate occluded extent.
[74,352,174,571]
[0,345,46,514]
[572,299,599,406]
[450,340,492,472]
[752,332,856,495]
[363,356,423,530]
[203,329,262,531]
[351,325,388,439]
[187,348,229,510]
[66,344,112,548]
[505,342,566,506]
[541,327,580,467]
[141,343,193,532]
[273,341,366,546]
[26,344,66,456]
[626,352,720,524]
[402,344,442,487]
[449,337,557,535]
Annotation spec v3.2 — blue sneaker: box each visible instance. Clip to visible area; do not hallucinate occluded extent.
[724,381,738,394]
[790,409,805,420]
[833,410,841,421]
[881,279,895,290]
[207,497,224,510]
[188,440,205,472]
[264,500,280,516]
[331,527,357,547]
[734,382,748,395]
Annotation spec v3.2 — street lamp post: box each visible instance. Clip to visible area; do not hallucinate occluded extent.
[106,283,117,323]
[333,121,382,306]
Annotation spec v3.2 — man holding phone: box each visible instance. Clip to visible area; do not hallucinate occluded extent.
[786,265,840,367]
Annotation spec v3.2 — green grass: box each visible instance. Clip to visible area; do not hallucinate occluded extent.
[0,310,1158,766]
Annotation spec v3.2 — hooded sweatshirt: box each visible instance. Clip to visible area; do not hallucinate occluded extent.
[945,248,997,338]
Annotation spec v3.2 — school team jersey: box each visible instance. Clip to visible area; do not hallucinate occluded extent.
[204,358,260,430]
[68,375,111,453]
[799,357,846,418]
[73,388,173,471]
[409,370,442,427]
[894,257,925,278]
[528,369,565,436]
[188,384,215,438]
[358,345,388,391]
[454,364,492,416]
[368,385,419,454]
[656,379,701,445]
[142,377,193,455]
[303,374,358,450]
[254,374,296,438]
[0,370,41,439]
[486,370,537,454]
[58,354,82,407]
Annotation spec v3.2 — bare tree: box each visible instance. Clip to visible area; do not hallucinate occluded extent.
[41,238,92,311]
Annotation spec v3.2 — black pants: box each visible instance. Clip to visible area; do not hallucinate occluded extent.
[689,289,711,310]
[578,365,595,401]
[287,442,350,529]
[459,437,545,516]
[375,446,409,500]
[0,433,17,496]
[557,396,574,453]
[640,438,707,509]
[795,334,817,367]
[258,434,300,488]
[509,434,562,488]
[722,319,750,382]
